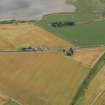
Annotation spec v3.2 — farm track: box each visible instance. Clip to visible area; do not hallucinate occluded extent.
[70,51,105,105]
[0,46,105,52]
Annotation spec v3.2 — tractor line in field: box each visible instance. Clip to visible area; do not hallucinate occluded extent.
[90,89,105,105]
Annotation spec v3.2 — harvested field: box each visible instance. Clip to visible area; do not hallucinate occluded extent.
[0,52,88,105]
[94,91,105,105]
[0,39,14,50]
[82,65,105,105]
[0,23,72,50]
[72,48,105,67]
[70,52,105,105]
[85,66,105,105]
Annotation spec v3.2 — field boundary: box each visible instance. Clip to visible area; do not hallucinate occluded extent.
[91,50,105,68]
[70,51,105,105]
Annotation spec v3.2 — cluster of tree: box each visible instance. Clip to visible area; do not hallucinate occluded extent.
[63,48,74,56]
[51,21,75,27]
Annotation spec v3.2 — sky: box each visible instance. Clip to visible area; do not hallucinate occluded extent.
[0,0,75,20]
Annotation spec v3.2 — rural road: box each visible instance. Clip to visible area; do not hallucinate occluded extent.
[0,46,105,53]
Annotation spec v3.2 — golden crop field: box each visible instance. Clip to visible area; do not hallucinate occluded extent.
[83,65,105,105]
[72,48,105,67]
[0,52,88,105]
[95,92,105,105]
[0,23,72,50]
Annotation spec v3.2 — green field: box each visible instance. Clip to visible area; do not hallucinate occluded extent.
[37,20,105,47]
[36,0,105,47]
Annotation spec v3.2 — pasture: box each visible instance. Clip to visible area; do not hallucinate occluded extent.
[37,0,105,47]
[0,23,72,50]
[37,18,105,47]
[0,52,89,105]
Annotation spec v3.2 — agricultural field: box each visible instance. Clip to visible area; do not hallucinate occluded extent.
[66,0,105,15]
[72,48,105,67]
[95,92,105,105]
[0,95,7,105]
[37,18,105,47]
[0,23,72,50]
[81,65,105,105]
[0,52,89,105]
[70,52,105,105]
[0,94,18,105]
[0,0,105,105]
[4,100,19,105]
[37,0,105,47]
